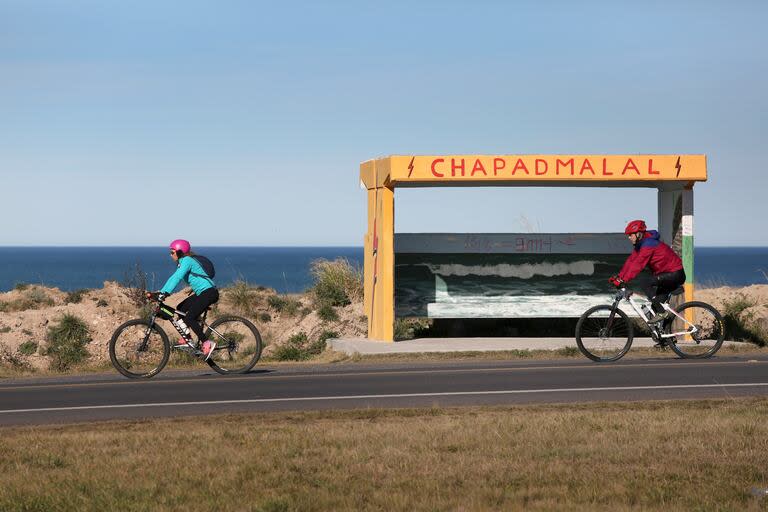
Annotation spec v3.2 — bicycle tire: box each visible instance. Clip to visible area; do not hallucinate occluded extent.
[204,316,263,374]
[665,301,725,359]
[109,319,170,379]
[575,305,634,362]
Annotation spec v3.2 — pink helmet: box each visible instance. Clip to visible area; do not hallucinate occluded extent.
[169,239,191,254]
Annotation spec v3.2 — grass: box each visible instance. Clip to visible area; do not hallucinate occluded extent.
[44,314,92,371]
[310,258,363,308]
[317,303,339,322]
[225,279,259,315]
[722,293,768,346]
[64,289,89,304]
[0,287,55,312]
[267,294,302,316]
[394,318,431,341]
[2,398,768,511]
[271,331,333,361]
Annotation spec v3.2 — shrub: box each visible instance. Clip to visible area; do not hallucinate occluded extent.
[267,295,301,316]
[310,258,363,308]
[272,331,330,361]
[394,318,431,341]
[0,287,54,312]
[556,346,580,357]
[317,304,339,322]
[14,282,29,291]
[258,312,272,323]
[96,299,108,307]
[122,262,151,308]
[65,289,89,304]
[226,280,258,315]
[0,326,10,334]
[722,294,767,346]
[273,332,310,361]
[18,340,38,356]
[44,314,92,371]
[0,343,32,372]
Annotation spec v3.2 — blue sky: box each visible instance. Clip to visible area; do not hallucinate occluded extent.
[1,0,766,246]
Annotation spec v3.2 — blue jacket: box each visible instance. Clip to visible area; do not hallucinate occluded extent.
[160,256,215,295]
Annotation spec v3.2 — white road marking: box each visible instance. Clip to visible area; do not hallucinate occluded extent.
[2,382,768,414]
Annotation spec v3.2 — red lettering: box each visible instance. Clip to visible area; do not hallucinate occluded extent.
[431,158,445,177]
[622,158,640,175]
[515,238,526,252]
[471,159,487,176]
[512,159,529,175]
[451,158,465,177]
[602,158,614,176]
[648,158,660,175]
[535,159,548,175]
[579,159,595,175]
[556,158,574,175]
[493,158,506,176]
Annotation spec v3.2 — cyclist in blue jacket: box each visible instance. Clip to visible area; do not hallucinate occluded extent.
[156,239,219,359]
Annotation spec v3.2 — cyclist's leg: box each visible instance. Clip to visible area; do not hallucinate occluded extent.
[651,269,687,312]
[182,288,220,342]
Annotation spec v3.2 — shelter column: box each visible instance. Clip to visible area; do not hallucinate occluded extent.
[681,186,695,303]
[364,185,395,341]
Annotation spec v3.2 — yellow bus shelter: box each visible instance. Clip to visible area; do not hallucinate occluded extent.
[360,154,707,341]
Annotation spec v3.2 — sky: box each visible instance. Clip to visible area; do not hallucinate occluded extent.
[1,0,766,246]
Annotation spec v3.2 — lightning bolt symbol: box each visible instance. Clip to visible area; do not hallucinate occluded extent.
[675,156,682,178]
[407,156,415,177]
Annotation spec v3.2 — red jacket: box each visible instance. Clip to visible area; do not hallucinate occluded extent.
[618,230,683,282]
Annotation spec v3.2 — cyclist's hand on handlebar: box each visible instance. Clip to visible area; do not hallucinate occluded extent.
[146,291,168,302]
[608,275,624,288]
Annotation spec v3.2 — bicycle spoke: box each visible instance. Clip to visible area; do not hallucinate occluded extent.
[666,302,724,358]
[204,316,262,374]
[576,305,633,362]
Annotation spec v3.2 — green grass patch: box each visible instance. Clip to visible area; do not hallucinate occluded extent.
[272,331,330,361]
[0,287,55,312]
[267,295,301,316]
[44,314,92,371]
[394,318,431,341]
[722,293,767,346]
[18,340,38,356]
[64,289,89,304]
[225,280,259,315]
[317,303,339,322]
[310,258,363,308]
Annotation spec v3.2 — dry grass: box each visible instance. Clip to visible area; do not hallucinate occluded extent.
[1,399,768,511]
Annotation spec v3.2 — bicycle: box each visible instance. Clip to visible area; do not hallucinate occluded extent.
[109,293,263,378]
[575,286,724,362]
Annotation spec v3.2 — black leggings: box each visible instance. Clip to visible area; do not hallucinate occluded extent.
[177,288,219,341]
[641,269,686,313]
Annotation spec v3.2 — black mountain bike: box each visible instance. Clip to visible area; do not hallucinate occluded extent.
[109,293,262,378]
[575,286,724,362]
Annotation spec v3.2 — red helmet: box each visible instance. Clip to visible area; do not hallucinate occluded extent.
[169,239,191,254]
[624,220,647,235]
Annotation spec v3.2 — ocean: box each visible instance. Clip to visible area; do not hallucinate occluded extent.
[0,246,765,295]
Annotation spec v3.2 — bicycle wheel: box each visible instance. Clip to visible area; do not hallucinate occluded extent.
[109,319,170,379]
[665,301,724,359]
[204,316,263,374]
[575,305,634,362]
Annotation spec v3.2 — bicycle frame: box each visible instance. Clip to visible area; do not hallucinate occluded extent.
[611,288,699,339]
[144,299,230,354]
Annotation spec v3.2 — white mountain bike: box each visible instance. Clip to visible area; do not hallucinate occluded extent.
[575,286,724,362]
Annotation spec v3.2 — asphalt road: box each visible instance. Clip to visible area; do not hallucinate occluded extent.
[2,355,768,426]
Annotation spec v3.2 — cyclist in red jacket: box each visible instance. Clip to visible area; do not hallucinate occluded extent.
[609,220,686,323]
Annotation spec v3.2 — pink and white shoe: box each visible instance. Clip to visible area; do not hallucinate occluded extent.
[175,338,194,349]
[201,340,216,361]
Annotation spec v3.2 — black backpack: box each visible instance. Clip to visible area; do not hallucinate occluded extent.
[190,254,216,279]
